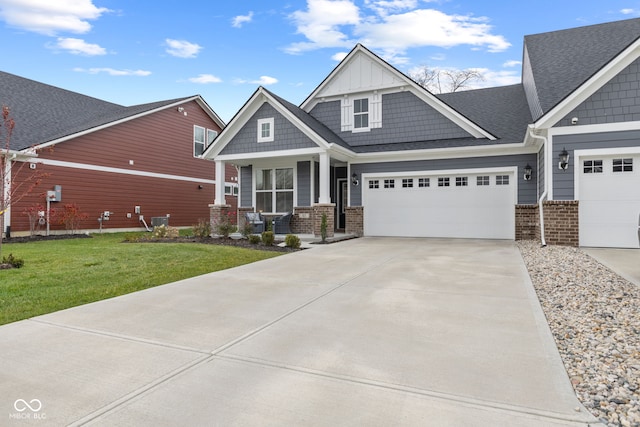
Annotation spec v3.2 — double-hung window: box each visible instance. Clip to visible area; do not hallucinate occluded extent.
[256,168,293,213]
[353,98,369,130]
[194,126,218,157]
[194,126,205,157]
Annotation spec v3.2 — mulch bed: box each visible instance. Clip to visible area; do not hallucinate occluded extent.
[2,233,299,252]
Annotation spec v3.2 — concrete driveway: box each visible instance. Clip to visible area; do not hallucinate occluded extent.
[0,238,596,426]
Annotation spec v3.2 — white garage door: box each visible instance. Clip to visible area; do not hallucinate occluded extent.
[363,170,516,239]
[579,153,640,248]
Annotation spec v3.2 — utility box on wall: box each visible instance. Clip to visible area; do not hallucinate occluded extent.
[47,185,62,202]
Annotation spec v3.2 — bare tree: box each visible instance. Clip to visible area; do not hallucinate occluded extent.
[408,66,485,94]
[1,105,47,257]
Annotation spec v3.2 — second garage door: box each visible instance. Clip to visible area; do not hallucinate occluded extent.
[362,170,516,239]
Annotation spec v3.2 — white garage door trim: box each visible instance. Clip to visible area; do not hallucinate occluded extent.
[362,167,517,240]
[575,147,640,248]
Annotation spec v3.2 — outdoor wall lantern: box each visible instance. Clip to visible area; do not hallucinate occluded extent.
[559,148,570,170]
[351,172,359,186]
[523,164,532,181]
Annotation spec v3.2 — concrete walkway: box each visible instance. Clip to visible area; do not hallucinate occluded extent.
[584,247,640,287]
[1,238,597,426]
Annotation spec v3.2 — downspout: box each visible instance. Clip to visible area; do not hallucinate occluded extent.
[235,165,241,225]
[528,129,547,247]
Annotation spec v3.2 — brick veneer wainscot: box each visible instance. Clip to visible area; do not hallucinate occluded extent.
[345,206,364,237]
[515,204,540,241]
[542,200,579,246]
[313,204,335,238]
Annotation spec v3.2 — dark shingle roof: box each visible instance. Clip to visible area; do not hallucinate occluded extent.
[0,71,192,150]
[525,17,640,116]
[437,84,532,143]
[263,88,352,151]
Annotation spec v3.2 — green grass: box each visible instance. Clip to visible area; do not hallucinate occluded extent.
[0,232,283,325]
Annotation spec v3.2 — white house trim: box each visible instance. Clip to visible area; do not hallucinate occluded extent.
[30,158,218,184]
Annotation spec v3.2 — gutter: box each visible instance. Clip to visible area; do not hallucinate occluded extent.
[528,129,547,247]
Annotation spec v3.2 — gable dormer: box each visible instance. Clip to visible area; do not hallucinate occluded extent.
[302,44,494,141]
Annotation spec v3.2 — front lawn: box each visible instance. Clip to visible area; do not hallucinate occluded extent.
[0,233,283,325]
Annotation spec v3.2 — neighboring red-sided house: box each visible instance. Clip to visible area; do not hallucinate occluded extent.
[0,71,237,237]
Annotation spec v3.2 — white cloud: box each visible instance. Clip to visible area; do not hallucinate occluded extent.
[74,67,151,76]
[285,0,360,54]
[331,51,349,61]
[0,0,110,35]
[188,74,222,84]
[471,68,520,89]
[503,60,521,68]
[621,8,640,15]
[51,37,106,55]
[285,1,510,63]
[234,75,279,85]
[232,11,254,28]
[165,38,202,58]
[252,75,278,85]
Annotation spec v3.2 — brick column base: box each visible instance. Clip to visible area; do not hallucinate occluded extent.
[345,206,363,237]
[542,200,579,246]
[209,204,232,235]
[313,204,335,238]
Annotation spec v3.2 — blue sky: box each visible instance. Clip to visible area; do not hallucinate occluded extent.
[1,0,640,122]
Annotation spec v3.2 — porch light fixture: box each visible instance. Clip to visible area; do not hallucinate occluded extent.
[351,172,359,186]
[523,164,532,181]
[559,148,570,170]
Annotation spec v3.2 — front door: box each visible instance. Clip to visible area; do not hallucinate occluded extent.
[337,179,347,230]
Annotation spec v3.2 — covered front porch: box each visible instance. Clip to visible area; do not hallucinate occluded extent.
[210,150,364,239]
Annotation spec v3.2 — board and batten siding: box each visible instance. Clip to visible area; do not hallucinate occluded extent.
[350,154,538,206]
[240,165,253,208]
[219,103,317,155]
[553,130,640,199]
[297,161,311,207]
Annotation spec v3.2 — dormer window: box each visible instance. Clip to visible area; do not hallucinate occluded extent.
[353,98,369,129]
[341,93,381,132]
[257,118,274,143]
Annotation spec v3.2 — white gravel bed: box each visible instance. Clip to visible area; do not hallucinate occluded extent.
[517,241,640,427]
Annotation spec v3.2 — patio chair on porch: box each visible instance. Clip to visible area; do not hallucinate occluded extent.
[273,212,292,235]
[245,212,265,233]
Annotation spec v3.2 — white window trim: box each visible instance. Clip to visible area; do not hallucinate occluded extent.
[253,166,297,214]
[257,118,274,143]
[341,92,382,133]
[194,125,205,157]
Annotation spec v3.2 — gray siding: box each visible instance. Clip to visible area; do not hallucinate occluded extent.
[553,130,640,199]
[220,103,317,155]
[351,154,537,205]
[310,92,471,147]
[557,57,640,127]
[240,165,253,207]
[297,161,311,206]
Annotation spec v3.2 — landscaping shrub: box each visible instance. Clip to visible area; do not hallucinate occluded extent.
[248,234,261,244]
[284,234,301,249]
[261,231,275,246]
[215,211,236,238]
[1,253,24,269]
[320,213,328,242]
[152,224,179,239]
[58,203,89,234]
[192,218,211,238]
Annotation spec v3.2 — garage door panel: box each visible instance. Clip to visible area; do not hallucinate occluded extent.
[579,154,640,248]
[363,172,515,240]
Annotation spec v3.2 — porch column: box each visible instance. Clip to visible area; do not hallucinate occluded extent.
[214,160,226,205]
[318,152,331,204]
